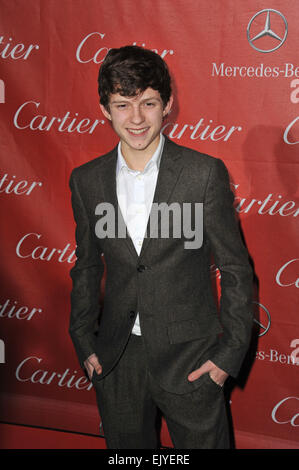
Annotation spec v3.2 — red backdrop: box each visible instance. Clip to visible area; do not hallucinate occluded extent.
[0,0,298,449]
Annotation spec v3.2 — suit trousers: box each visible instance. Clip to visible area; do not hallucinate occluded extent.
[92,334,230,449]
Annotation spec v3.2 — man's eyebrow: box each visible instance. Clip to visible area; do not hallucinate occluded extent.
[110,100,130,105]
[141,97,160,102]
[110,96,160,104]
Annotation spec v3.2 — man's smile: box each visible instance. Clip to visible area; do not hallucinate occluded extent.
[127,127,149,135]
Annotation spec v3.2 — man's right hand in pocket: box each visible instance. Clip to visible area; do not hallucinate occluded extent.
[84,353,102,380]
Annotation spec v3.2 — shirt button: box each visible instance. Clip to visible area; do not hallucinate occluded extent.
[137,265,146,272]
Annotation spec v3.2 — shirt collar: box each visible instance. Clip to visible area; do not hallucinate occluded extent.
[116,133,165,177]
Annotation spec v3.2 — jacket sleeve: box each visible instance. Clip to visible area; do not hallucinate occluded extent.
[68,169,104,368]
[203,158,253,378]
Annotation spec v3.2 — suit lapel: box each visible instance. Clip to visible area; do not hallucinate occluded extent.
[140,137,184,258]
[99,147,139,260]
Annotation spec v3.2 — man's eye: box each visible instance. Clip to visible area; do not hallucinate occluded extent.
[145,102,155,107]
[117,104,127,109]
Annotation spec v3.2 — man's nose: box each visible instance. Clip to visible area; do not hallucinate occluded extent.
[130,106,145,124]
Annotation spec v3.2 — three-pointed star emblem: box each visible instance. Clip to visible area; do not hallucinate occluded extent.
[247,9,288,53]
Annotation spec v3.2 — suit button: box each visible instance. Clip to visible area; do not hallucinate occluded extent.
[137,264,146,272]
[129,311,135,319]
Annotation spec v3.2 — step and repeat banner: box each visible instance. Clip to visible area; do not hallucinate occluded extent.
[0,0,298,449]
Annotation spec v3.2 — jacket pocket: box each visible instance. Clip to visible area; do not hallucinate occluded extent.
[167,314,223,344]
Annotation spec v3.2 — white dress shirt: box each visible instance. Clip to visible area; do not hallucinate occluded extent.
[116,134,165,335]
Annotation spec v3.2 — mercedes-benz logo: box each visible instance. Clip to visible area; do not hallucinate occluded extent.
[253,301,271,336]
[247,9,288,53]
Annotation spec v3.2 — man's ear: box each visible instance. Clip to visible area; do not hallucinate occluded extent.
[163,95,174,117]
[100,103,112,121]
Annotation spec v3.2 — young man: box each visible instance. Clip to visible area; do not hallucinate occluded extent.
[69,45,253,449]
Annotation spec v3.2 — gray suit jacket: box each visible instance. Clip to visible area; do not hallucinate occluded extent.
[69,136,253,394]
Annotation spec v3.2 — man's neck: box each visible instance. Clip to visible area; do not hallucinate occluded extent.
[120,135,161,172]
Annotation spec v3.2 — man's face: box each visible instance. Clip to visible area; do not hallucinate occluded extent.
[100,87,173,157]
